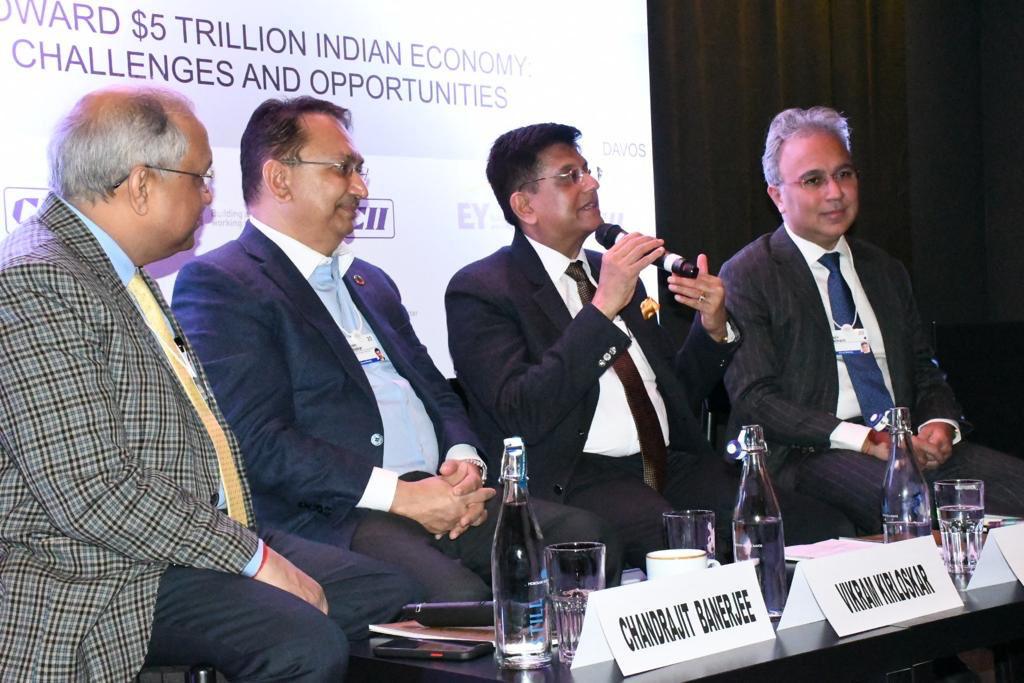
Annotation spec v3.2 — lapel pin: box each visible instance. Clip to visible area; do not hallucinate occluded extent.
[352,274,365,286]
[640,297,660,320]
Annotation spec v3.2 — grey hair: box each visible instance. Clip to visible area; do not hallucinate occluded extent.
[762,106,851,186]
[48,86,195,202]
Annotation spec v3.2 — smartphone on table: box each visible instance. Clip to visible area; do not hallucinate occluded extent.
[372,637,494,661]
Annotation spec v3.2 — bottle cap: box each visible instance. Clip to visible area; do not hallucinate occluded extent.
[726,425,767,460]
[884,407,911,432]
[737,424,766,452]
[503,436,524,449]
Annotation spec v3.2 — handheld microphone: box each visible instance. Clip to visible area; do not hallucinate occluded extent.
[594,223,699,278]
[399,601,494,627]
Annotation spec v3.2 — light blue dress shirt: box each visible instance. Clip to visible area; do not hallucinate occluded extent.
[309,257,442,476]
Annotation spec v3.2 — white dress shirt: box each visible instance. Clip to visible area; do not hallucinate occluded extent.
[784,225,960,449]
[524,235,670,455]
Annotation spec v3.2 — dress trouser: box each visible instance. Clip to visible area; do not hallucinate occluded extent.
[789,440,1024,534]
[562,450,855,568]
[350,471,624,600]
[144,528,420,682]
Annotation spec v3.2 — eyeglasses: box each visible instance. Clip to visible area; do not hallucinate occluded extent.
[783,167,858,192]
[146,165,215,189]
[281,157,369,183]
[110,165,215,191]
[518,166,602,191]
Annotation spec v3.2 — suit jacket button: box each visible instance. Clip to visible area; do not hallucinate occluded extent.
[370,433,384,447]
[602,353,612,361]
[209,493,218,505]
[598,360,607,368]
[610,346,617,354]
[577,430,586,438]
[553,485,564,495]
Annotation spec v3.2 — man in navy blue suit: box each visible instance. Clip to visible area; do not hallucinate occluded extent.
[172,98,619,600]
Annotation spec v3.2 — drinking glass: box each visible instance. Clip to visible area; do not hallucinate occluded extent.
[934,479,984,576]
[663,509,716,559]
[544,542,605,665]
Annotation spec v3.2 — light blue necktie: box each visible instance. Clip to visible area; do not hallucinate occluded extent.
[311,257,360,331]
[819,252,894,427]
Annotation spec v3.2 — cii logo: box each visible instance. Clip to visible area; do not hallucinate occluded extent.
[352,198,395,239]
[4,187,49,234]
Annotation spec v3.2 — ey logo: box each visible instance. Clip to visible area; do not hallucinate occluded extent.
[4,187,49,234]
[353,198,395,239]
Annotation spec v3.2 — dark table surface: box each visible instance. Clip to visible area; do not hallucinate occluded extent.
[350,580,1024,682]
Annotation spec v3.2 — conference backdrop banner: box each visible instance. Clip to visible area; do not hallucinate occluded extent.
[0,0,655,374]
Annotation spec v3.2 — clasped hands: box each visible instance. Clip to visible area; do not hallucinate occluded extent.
[861,421,955,470]
[252,460,495,616]
[592,233,729,341]
[391,459,496,540]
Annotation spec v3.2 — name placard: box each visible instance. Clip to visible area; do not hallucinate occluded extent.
[778,535,962,637]
[968,523,1024,590]
[571,561,775,676]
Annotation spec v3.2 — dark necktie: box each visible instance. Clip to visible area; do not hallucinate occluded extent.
[818,252,894,426]
[565,261,666,491]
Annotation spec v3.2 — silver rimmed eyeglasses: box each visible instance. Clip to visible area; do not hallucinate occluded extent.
[518,166,602,191]
[110,165,214,191]
[281,157,369,183]
[782,167,858,192]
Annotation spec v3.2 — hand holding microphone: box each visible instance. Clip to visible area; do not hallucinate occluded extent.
[590,231,665,320]
[595,223,699,278]
[593,223,729,341]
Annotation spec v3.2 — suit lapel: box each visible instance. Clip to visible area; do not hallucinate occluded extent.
[770,226,840,407]
[237,224,374,401]
[511,230,573,333]
[341,263,415,381]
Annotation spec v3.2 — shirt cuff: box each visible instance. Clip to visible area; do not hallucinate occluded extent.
[444,444,487,483]
[830,421,873,452]
[241,538,265,577]
[356,466,400,511]
[919,418,962,445]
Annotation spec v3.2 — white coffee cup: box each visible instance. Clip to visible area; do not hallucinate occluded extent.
[645,548,721,581]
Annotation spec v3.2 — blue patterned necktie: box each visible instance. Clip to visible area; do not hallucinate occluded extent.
[818,252,894,427]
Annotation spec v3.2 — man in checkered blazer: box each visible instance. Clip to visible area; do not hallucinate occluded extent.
[0,86,418,681]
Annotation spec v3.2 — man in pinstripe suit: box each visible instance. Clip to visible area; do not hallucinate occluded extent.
[0,86,417,681]
[720,106,1024,533]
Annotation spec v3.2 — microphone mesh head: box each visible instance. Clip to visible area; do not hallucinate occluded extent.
[594,223,623,249]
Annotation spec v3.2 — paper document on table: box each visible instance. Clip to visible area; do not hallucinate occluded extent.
[785,538,879,562]
[968,524,1024,590]
[984,514,1022,530]
[369,620,495,643]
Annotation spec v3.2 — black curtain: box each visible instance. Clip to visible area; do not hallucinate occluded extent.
[646,0,1024,450]
[648,0,908,338]
[647,0,1024,331]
